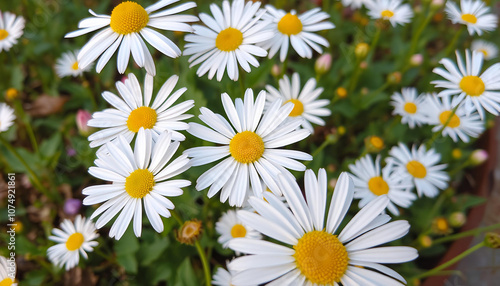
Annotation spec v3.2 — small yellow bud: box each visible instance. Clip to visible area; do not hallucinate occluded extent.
[365,136,385,153]
[355,43,369,58]
[419,235,433,248]
[337,126,346,136]
[387,72,402,84]
[432,217,452,235]
[485,232,500,249]
[5,88,18,101]
[451,148,462,159]
[336,87,348,98]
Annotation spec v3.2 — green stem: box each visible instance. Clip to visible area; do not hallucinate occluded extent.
[305,135,337,166]
[0,136,57,201]
[366,27,382,65]
[443,26,465,58]
[411,241,484,280]
[239,66,246,94]
[195,240,212,286]
[433,223,500,245]
[13,101,39,154]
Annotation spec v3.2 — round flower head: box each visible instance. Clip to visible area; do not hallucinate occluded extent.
[88,73,194,149]
[228,170,418,285]
[366,0,414,27]
[0,103,15,132]
[213,262,258,286]
[0,256,16,286]
[83,129,191,239]
[259,6,335,62]
[47,215,99,271]
[185,89,312,207]
[390,87,430,129]
[216,210,262,248]
[388,143,449,198]
[425,93,484,143]
[445,0,498,36]
[471,39,498,60]
[265,73,331,133]
[55,50,92,78]
[432,49,500,120]
[65,1,198,75]
[348,155,416,216]
[0,11,25,52]
[341,0,370,9]
[183,0,273,81]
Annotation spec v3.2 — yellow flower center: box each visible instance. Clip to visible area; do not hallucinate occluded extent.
[0,278,13,286]
[404,102,417,114]
[229,131,265,164]
[459,75,485,97]
[285,99,304,117]
[367,176,389,196]
[71,61,79,71]
[278,13,303,36]
[336,87,348,98]
[127,106,157,133]
[110,1,149,35]
[215,28,243,52]
[0,29,9,40]
[125,169,155,198]
[369,136,384,149]
[381,10,394,18]
[293,230,349,284]
[66,232,84,251]
[461,13,477,24]
[406,160,427,179]
[230,224,247,238]
[436,218,449,232]
[478,49,488,57]
[5,88,18,100]
[439,110,461,128]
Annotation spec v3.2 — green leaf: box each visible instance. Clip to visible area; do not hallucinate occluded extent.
[117,253,138,274]
[138,235,170,266]
[174,258,199,286]
[114,228,139,255]
[39,133,62,160]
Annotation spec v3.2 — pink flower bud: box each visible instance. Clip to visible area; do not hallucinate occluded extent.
[76,109,93,136]
[470,149,488,166]
[271,64,281,77]
[410,54,423,66]
[315,53,332,75]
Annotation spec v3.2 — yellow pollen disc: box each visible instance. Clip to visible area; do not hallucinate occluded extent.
[436,218,449,231]
[0,278,13,286]
[459,75,485,97]
[127,106,157,133]
[0,29,9,40]
[285,99,304,117]
[278,13,303,36]
[368,176,389,196]
[439,110,460,128]
[125,169,155,198]
[478,49,488,57]
[293,230,349,284]
[66,232,84,251]
[229,131,265,164]
[406,160,427,179]
[231,224,247,238]
[110,1,149,35]
[404,102,417,114]
[461,13,477,24]
[369,136,384,149]
[381,10,394,18]
[71,61,79,71]
[215,28,243,52]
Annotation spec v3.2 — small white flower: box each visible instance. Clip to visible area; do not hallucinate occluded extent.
[425,93,484,143]
[55,50,92,78]
[259,5,334,62]
[213,262,258,286]
[47,215,99,270]
[216,210,261,248]
[366,0,414,27]
[0,103,15,133]
[0,11,25,52]
[65,0,198,75]
[471,39,498,60]
[341,0,370,9]
[390,87,430,128]
[0,256,17,286]
[432,49,500,120]
[265,73,331,133]
[388,143,449,198]
[445,0,498,36]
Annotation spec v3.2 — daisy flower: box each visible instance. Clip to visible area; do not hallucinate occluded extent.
[471,39,498,60]
[228,170,418,285]
[216,210,262,248]
[425,93,484,143]
[390,87,430,129]
[0,103,15,132]
[65,0,198,75]
[341,0,369,9]
[55,50,92,78]
[83,129,191,239]
[388,143,449,198]
[47,215,99,270]
[348,155,416,216]
[183,0,273,81]
[432,49,500,120]
[0,11,25,52]
[0,256,16,286]
[445,0,498,36]
[265,73,331,133]
[259,5,334,62]
[213,263,258,286]
[88,73,194,148]
[185,89,312,207]
[366,0,414,27]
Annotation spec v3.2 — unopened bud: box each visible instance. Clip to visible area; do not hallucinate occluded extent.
[355,43,369,58]
[419,235,433,248]
[5,88,18,101]
[387,72,402,84]
[315,53,332,75]
[360,61,368,69]
[448,212,466,228]
[485,232,500,248]
[336,87,348,98]
[64,198,82,216]
[365,136,385,153]
[431,0,445,8]
[76,110,93,136]
[176,219,203,245]
[410,54,423,66]
[271,64,281,77]
[451,148,462,159]
[469,149,488,166]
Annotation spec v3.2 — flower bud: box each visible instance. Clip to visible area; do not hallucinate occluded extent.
[469,149,488,166]
[76,109,93,136]
[419,235,433,248]
[431,0,445,8]
[432,217,452,235]
[365,135,385,153]
[410,54,423,66]
[271,64,281,77]
[485,232,500,249]
[355,43,369,58]
[336,87,348,98]
[64,198,82,216]
[315,53,332,75]
[448,212,466,228]
[5,88,18,101]
[176,219,203,245]
[451,148,462,159]
[387,71,402,84]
